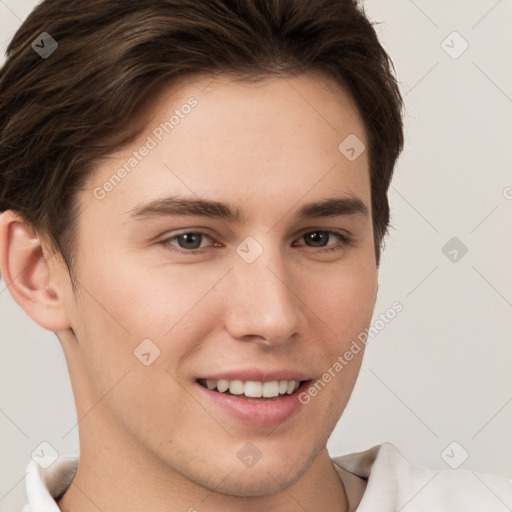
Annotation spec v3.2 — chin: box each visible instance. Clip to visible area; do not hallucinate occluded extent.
[198,445,315,498]
[213,464,307,497]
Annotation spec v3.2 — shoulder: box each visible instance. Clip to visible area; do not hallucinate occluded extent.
[332,442,512,511]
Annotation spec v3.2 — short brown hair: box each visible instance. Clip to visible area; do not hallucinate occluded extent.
[0,0,403,277]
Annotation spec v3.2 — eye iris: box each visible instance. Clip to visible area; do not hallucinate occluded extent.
[178,233,202,249]
[306,231,329,247]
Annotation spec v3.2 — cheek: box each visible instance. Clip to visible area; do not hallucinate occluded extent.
[70,248,227,381]
[74,243,203,334]
[293,263,376,432]
[304,258,377,348]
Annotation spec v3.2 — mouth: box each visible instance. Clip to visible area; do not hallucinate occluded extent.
[197,378,309,400]
[195,370,314,426]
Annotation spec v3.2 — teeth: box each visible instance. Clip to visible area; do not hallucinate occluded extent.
[217,379,229,393]
[262,381,279,398]
[245,381,263,397]
[202,379,302,398]
[229,380,244,395]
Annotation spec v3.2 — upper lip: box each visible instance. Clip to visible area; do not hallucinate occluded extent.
[197,369,312,383]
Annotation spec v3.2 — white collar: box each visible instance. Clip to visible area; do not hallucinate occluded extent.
[23,455,78,512]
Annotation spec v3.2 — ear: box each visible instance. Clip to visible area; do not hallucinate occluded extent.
[0,210,71,331]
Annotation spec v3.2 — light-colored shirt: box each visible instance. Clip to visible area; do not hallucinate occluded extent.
[22,442,512,512]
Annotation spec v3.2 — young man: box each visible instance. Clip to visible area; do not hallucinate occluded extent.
[0,1,510,511]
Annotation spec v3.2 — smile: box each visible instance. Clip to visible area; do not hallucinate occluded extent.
[198,378,302,398]
[195,376,312,426]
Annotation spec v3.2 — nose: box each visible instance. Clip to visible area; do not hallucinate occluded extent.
[223,242,301,347]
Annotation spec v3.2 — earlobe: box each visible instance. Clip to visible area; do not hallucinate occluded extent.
[0,210,71,332]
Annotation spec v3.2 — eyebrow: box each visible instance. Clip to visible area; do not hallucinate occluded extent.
[127,195,369,223]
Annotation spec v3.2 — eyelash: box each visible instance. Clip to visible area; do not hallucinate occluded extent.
[158,230,353,255]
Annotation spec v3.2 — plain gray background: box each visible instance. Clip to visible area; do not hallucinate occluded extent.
[1,1,511,511]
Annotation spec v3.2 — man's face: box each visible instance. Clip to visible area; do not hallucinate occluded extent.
[56,72,378,495]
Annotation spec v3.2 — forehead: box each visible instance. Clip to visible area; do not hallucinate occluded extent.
[84,71,370,225]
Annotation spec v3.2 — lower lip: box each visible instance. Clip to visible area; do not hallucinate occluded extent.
[196,381,309,427]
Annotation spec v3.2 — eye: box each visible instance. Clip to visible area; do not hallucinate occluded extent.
[294,230,352,252]
[160,231,216,252]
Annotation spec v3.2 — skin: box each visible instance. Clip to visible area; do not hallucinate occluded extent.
[0,71,378,512]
